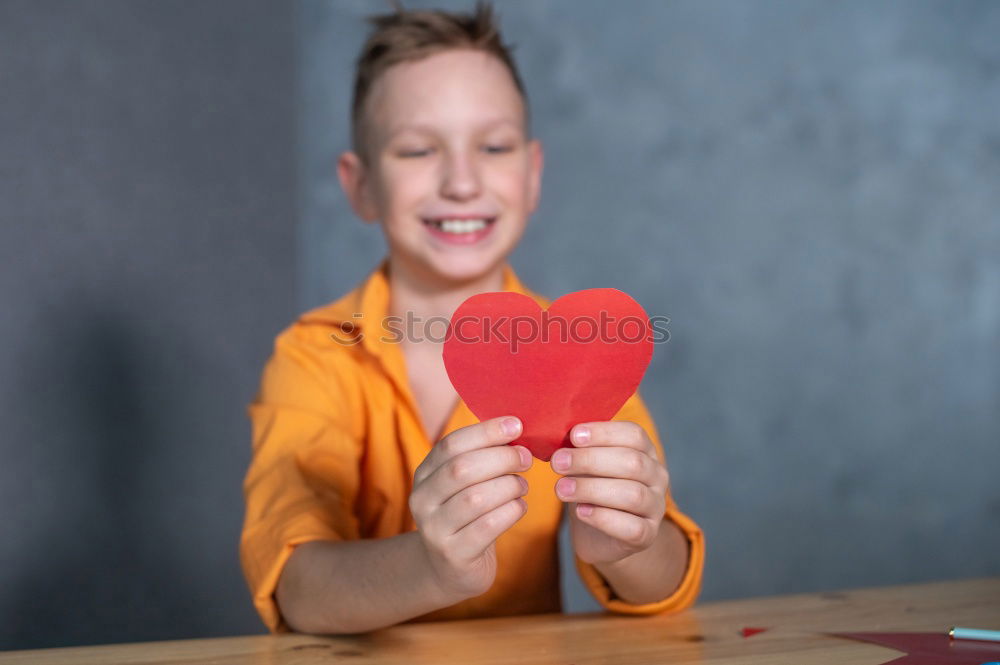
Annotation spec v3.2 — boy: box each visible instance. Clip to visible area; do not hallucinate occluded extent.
[240,2,704,635]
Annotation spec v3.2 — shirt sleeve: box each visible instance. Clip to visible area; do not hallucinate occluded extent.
[573,391,705,615]
[239,329,364,633]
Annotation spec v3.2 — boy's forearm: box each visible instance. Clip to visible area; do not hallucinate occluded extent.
[593,517,689,605]
[276,532,464,634]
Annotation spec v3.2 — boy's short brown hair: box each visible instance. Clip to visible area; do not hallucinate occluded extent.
[351,0,529,163]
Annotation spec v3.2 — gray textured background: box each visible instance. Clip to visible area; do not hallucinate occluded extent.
[1,0,998,651]
[0,0,295,650]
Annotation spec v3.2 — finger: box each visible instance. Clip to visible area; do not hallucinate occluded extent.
[568,421,656,458]
[425,444,531,506]
[550,446,667,488]
[574,504,659,552]
[438,474,529,535]
[449,496,528,561]
[555,477,661,519]
[415,416,523,486]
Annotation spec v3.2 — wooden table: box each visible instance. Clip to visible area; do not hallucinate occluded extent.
[2,578,998,664]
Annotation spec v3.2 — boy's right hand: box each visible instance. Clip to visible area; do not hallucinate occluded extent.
[409,416,532,601]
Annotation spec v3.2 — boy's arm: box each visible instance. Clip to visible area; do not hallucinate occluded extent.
[266,414,532,635]
[564,392,705,614]
[276,533,462,634]
[241,327,378,633]
[589,514,689,605]
[242,327,534,634]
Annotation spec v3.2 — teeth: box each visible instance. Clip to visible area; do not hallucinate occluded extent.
[434,218,489,234]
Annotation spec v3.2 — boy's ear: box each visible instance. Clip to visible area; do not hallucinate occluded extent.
[527,139,545,214]
[337,151,379,223]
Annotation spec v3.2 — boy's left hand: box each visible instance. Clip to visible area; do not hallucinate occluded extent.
[550,421,669,565]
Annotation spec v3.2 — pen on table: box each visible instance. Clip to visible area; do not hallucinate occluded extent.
[948,627,1000,643]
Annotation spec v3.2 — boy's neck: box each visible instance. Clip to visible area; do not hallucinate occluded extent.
[386,257,505,337]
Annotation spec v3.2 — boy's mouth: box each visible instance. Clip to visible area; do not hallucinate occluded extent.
[421,216,497,245]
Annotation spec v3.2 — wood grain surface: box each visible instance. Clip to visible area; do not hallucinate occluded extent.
[2,578,997,664]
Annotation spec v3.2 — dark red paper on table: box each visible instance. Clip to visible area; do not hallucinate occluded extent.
[741,627,768,638]
[833,631,1000,664]
[443,289,653,461]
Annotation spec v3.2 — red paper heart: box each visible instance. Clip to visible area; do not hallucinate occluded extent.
[443,288,654,461]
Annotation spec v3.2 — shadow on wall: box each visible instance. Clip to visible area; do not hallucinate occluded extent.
[1,303,208,650]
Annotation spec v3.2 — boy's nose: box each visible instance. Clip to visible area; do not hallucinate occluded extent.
[440,154,482,201]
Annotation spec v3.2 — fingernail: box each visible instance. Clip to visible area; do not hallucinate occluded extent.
[552,449,570,472]
[556,477,576,498]
[577,503,594,517]
[517,475,529,493]
[518,446,531,468]
[501,417,522,437]
[573,425,590,445]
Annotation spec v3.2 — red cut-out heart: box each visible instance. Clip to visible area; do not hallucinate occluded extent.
[443,289,654,461]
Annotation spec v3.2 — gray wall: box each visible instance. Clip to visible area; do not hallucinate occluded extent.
[0,0,295,649]
[302,0,1000,612]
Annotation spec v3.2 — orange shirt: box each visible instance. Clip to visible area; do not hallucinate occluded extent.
[240,260,705,633]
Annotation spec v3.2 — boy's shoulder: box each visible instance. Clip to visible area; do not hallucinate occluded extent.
[294,282,368,340]
[272,291,366,364]
[255,275,372,420]
[276,263,383,352]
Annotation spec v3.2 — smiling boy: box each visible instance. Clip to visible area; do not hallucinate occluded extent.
[240,2,704,634]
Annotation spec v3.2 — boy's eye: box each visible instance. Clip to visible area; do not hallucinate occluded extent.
[398,148,433,158]
[483,144,514,154]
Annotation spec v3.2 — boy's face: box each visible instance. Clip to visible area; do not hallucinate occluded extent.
[340,49,543,286]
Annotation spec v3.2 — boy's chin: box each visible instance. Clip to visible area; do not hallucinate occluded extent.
[420,254,507,286]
